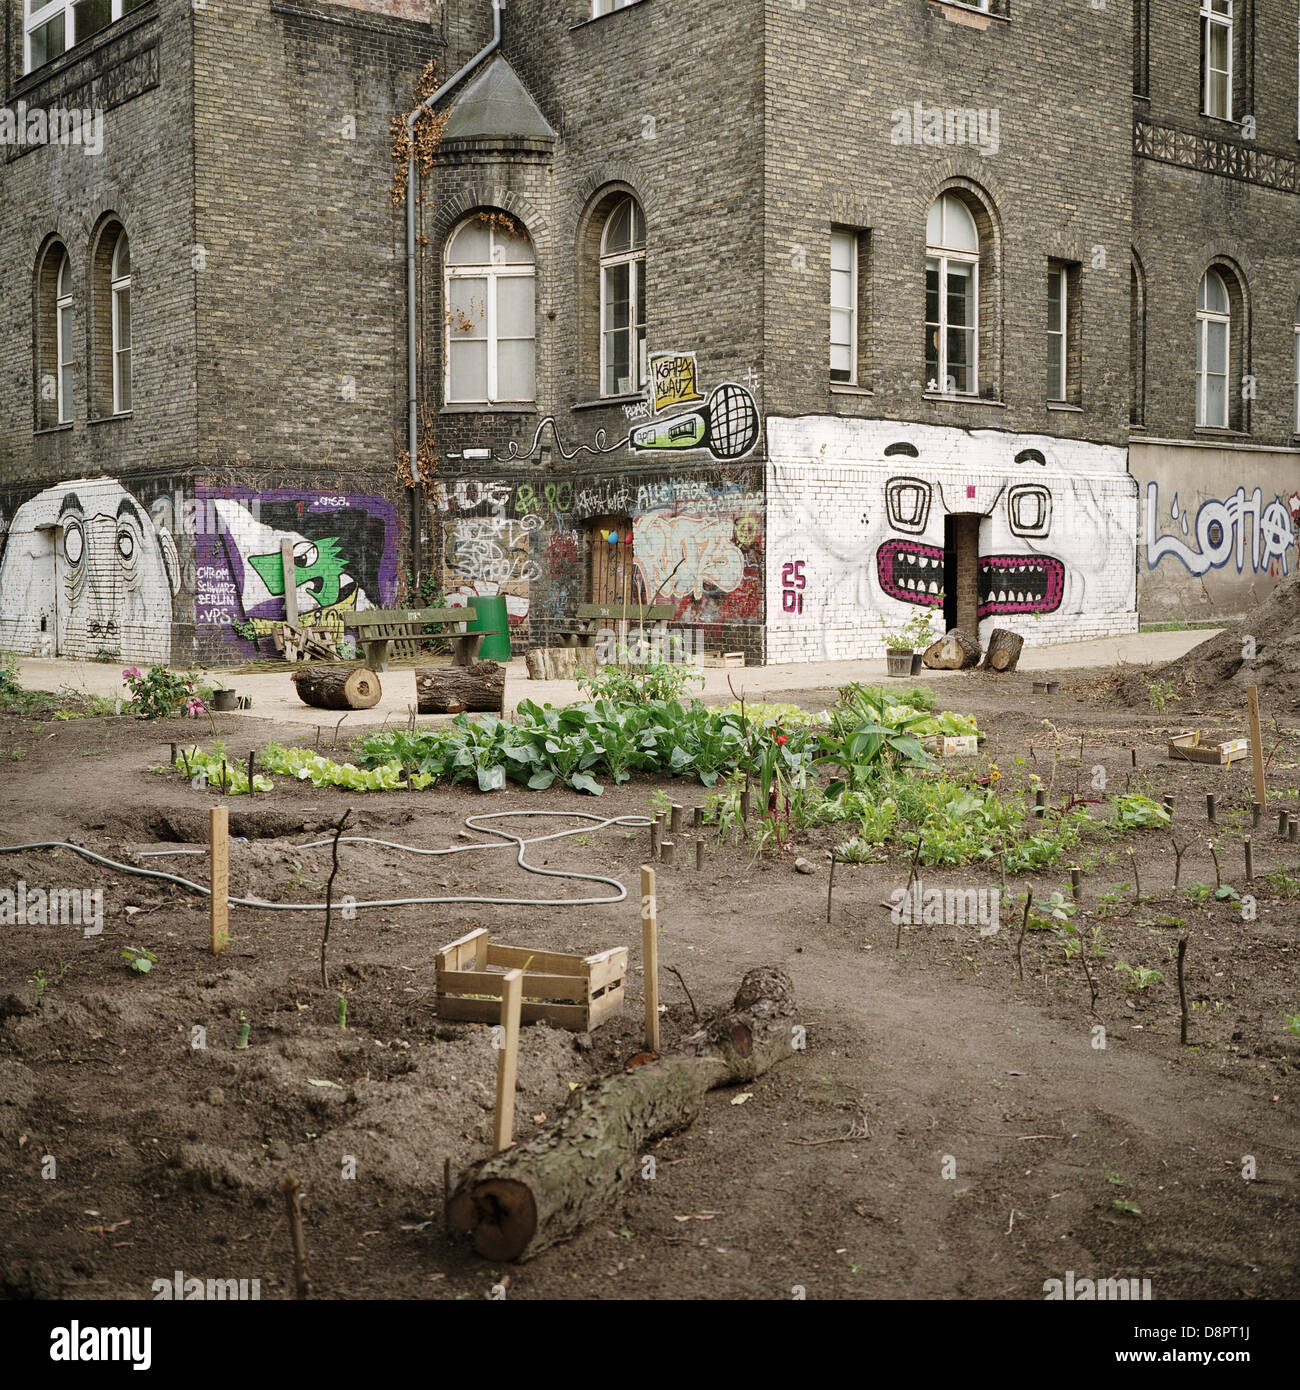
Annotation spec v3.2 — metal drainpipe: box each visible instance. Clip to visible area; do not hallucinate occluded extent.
[405,0,503,586]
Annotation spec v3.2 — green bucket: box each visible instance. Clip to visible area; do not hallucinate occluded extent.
[466,595,512,662]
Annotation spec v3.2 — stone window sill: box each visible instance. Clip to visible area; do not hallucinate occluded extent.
[573,393,644,411]
[1193,426,1249,438]
[925,1,1009,28]
[830,383,874,397]
[1047,401,1083,412]
[439,403,538,415]
[33,423,73,436]
[570,1,647,33]
[922,392,1006,407]
[89,411,133,425]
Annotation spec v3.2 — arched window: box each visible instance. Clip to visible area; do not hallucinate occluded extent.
[1196,269,1230,428]
[444,215,536,405]
[55,250,74,424]
[110,231,131,414]
[599,196,646,397]
[925,193,979,395]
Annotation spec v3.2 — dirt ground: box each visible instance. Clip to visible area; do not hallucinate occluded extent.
[0,659,1296,1302]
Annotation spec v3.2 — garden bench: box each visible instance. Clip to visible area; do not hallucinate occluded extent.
[554,603,676,649]
[343,607,499,673]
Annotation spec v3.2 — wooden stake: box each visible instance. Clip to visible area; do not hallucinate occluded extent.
[1251,802,1263,830]
[279,1171,311,1299]
[695,838,705,871]
[670,803,683,835]
[1131,747,1138,768]
[1279,809,1289,838]
[280,538,298,627]
[1206,792,1217,825]
[247,750,256,796]
[740,788,751,835]
[492,969,523,1152]
[1246,684,1266,811]
[1163,794,1175,819]
[826,854,837,923]
[209,807,229,955]
[1069,865,1081,902]
[1244,836,1253,882]
[692,806,704,829]
[169,742,177,765]
[649,820,660,857]
[1289,817,1298,846]
[640,866,660,1053]
[1176,937,1189,1046]
[661,839,675,867]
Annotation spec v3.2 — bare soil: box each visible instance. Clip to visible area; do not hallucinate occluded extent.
[0,662,1297,1301]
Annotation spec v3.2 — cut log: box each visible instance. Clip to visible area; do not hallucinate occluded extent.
[447,965,798,1261]
[922,627,981,670]
[524,647,598,681]
[982,627,1025,673]
[290,665,381,710]
[415,660,505,714]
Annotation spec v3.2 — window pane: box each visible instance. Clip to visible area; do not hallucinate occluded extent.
[830,231,854,276]
[447,277,486,338]
[113,233,130,278]
[73,0,112,43]
[604,329,631,396]
[946,265,971,328]
[497,228,533,265]
[114,286,131,351]
[29,13,66,68]
[1047,272,1063,332]
[1207,319,1227,375]
[447,222,491,266]
[116,349,132,413]
[604,262,630,332]
[925,261,940,326]
[1048,337,1063,399]
[1205,373,1227,427]
[947,327,973,393]
[1208,68,1228,117]
[497,275,534,338]
[497,339,535,401]
[449,340,488,401]
[830,308,853,375]
[603,199,632,255]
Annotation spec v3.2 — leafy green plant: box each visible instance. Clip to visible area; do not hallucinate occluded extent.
[30,968,47,1005]
[122,665,201,719]
[1283,1011,1300,1038]
[1115,960,1164,991]
[1112,793,1172,831]
[122,945,157,975]
[577,653,700,704]
[880,610,939,651]
[1147,678,1179,714]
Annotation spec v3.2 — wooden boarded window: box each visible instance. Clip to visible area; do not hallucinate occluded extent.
[587,517,636,606]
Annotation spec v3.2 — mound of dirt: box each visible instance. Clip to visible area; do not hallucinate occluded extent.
[1119,574,1300,711]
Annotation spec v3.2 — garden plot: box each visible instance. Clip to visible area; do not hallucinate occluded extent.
[0,651,1296,1301]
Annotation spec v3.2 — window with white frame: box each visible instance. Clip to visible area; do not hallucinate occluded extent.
[1201,0,1233,119]
[925,194,979,395]
[444,216,536,405]
[1293,298,1300,432]
[25,0,149,73]
[830,230,858,384]
[600,197,646,397]
[1196,269,1230,427]
[111,230,131,415]
[1047,264,1068,401]
[56,250,74,424]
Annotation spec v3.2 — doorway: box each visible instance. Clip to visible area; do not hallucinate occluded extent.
[942,513,981,636]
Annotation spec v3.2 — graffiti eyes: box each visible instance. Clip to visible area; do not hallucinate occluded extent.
[116,530,136,562]
[1008,484,1052,538]
[294,541,319,568]
[885,477,932,535]
[63,522,84,565]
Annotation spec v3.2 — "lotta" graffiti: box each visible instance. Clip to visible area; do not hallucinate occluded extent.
[1144,482,1295,577]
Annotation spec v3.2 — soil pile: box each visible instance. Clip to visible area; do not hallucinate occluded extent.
[1119,573,1300,710]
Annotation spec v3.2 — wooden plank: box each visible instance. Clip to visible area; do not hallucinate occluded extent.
[576,603,674,622]
[435,926,489,973]
[280,539,298,627]
[1247,685,1266,808]
[435,994,596,1030]
[493,969,523,1152]
[209,807,229,956]
[437,968,591,1003]
[585,948,629,992]
[486,943,592,975]
[641,865,660,1053]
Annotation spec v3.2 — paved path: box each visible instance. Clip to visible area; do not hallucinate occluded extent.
[15,628,1217,730]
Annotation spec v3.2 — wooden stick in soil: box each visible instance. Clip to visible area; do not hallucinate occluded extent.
[493,969,523,1152]
[661,839,675,867]
[1177,936,1189,1046]
[1128,849,1142,904]
[209,807,229,956]
[1069,865,1081,903]
[1247,684,1266,811]
[1077,923,1099,1015]
[169,742,177,765]
[247,750,256,796]
[649,819,660,857]
[695,838,705,871]
[640,866,660,1053]
[279,1171,310,1299]
[898,835,925,949]
[666,964,699,1022]
[448,965,797,1262]
[826,853,837,924]
[1172,838,1187,891]
[1244,836,1253,882]
[1016,884,1033,982]
[693,806,704,829]
[1206,792,1217,825]
[1209,840,1222,890]
[319,808,353,990]
[670,803,683,836]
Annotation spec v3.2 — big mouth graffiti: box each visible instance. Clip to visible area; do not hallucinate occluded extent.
[876,539,1065,618]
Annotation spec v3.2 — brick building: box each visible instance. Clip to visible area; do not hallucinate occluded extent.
[0,0,1296,666]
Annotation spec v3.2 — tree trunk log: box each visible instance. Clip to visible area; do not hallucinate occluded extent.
[524,647,598,681]
[922,627,981,670]
[290,665,381,710]
[982,627,1025,672]
[447,965,798,1261]
[415,661,505,714]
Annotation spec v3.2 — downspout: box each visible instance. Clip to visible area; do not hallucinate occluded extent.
[403,0,500,489]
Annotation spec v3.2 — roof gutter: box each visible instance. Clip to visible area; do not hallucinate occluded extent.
[405,0,503,488]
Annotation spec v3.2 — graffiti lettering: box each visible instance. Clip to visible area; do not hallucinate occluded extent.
[633,513,745,602]
[1144,482,1295,577]
[781,560,806,614]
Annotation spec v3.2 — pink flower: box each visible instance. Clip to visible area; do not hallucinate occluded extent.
[122,667,141,679]
[185,697,206,717]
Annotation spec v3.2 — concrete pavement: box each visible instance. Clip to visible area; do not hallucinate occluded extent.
[12,627,1218,730]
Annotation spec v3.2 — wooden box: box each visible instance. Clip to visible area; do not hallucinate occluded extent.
[923,734,980,757]
[699,651,745,669]
[434,928,627,1031]
[1167,730,1250,766]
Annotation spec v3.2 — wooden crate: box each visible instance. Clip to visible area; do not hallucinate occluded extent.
[1167,730,1250,766]
[923,734,980,758]
[434,928,627,1031]
[699,651,745,669]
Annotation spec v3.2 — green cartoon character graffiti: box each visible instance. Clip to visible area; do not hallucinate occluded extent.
[248,538,350,608]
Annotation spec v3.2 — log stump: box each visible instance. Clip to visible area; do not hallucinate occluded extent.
[290,665,381,710]
[922,627,981,670]
[448,965,798,1261]
[524,647,598,681]
[981,627,1025,672]
[415,661,505,714]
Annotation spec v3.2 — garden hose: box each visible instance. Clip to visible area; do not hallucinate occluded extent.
[0,810,654,913]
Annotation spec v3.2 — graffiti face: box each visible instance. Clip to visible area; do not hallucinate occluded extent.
[248,537,351,609]
[0,478,180,661]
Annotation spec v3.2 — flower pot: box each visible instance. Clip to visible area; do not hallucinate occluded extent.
[212,689,238,712]
[910,653,923,676]
[886,648,913,678]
